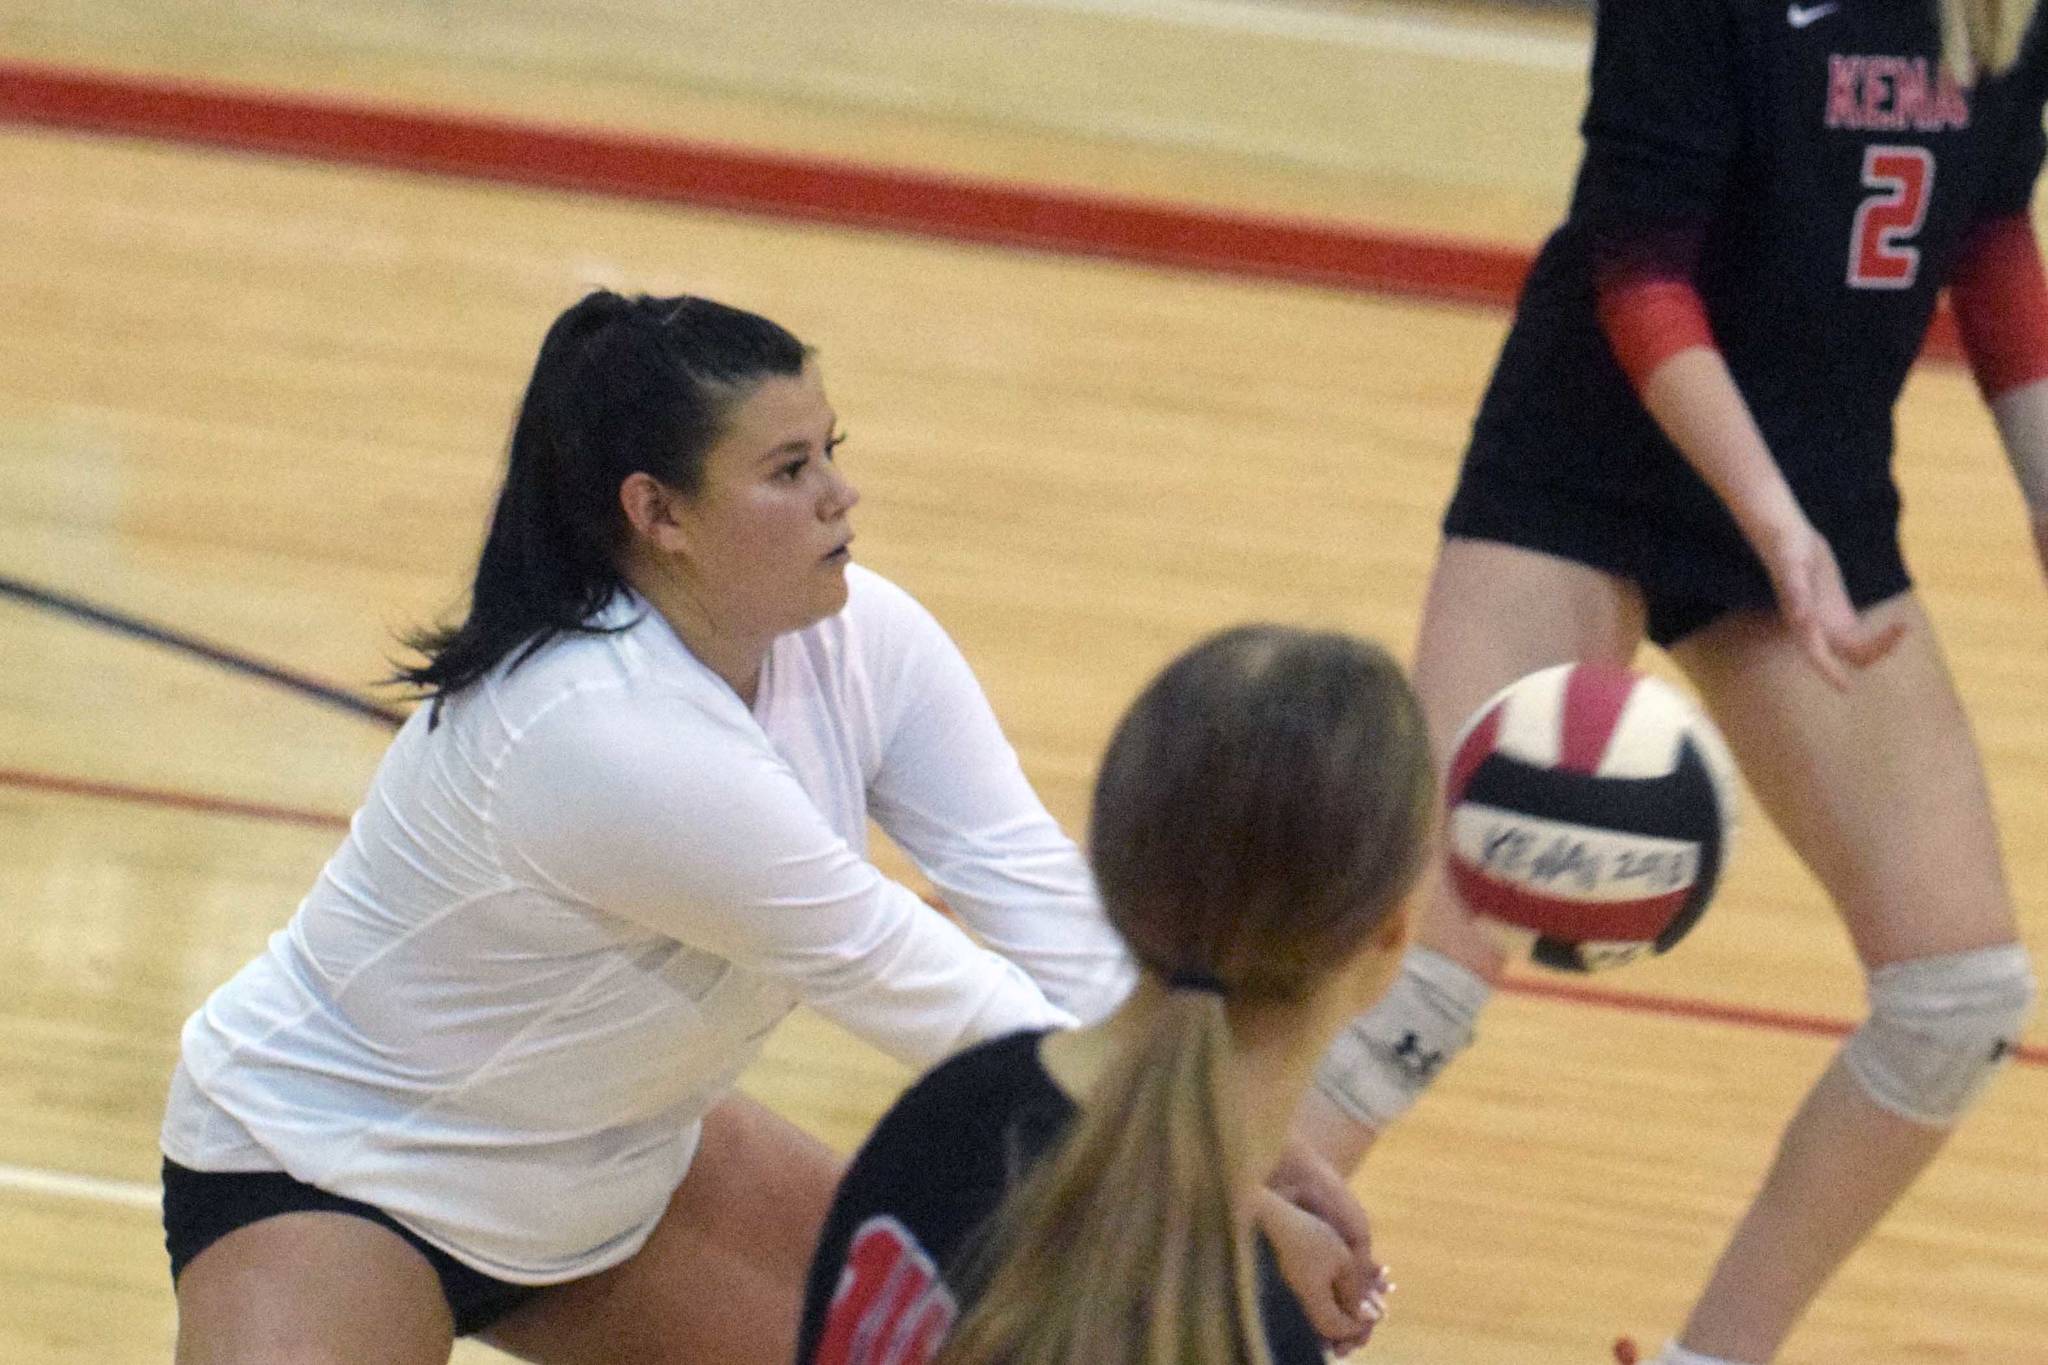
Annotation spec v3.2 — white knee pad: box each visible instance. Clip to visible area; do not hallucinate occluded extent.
[1842,944,2037,1128]
[1314,947,1491,1129]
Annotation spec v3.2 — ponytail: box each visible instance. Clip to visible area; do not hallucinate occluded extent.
[936,992,1267,1365]
[1937,0,2039,79]
[933,625,1434,1365]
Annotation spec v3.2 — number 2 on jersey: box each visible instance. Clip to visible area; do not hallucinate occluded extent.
[1847,145,1934,289]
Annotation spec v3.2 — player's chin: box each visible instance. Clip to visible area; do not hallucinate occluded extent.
[808,563,852,617]
[1329,1323,1374,1354]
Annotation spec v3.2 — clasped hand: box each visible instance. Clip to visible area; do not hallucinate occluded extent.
[1258,1140,1392,1356]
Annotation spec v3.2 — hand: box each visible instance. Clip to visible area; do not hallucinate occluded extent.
[1263,1138,1390,1351]
[1267,1136,1373,1282]
[1754,517,1904,690]
[1254,1190,1391,1354]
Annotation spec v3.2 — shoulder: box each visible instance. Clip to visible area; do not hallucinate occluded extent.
[918,1029,1063,1105]
[823,1031,1068,1264]
[1994,20,2048,106]
[881,1030,1064,1133]
[1591,0,1753,46]
[468,622,767,808]
[1593,0,1746,27]
[483,608,746,737]
[793,564,967,709]
[851,1031,1068,1189]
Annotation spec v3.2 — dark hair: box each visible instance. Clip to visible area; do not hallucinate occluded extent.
[936,625,1435,1365]
[394,291,809,707]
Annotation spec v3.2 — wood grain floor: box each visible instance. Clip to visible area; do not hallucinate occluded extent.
[2,2,2045,1361]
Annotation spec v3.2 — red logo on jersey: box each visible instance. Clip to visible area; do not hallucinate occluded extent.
[1826,56,1970,132]
[813,1218,960,1365]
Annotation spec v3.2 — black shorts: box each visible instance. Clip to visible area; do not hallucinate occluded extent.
[1442,462,1911,648]
[161,1158,540,1336]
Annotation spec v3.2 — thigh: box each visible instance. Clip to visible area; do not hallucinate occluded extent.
[174,1212,454,1365]
[1412,537,1648,759]
[484,1093,845,1365]
[1670,593,2017,967]
[1409,538,1647,964]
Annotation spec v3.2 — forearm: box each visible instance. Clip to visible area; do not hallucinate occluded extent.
[1989,375,2048,525]
[1638,346,1805,550]
[1625,326,1906,680]
[1598,275,1804,552]
[1951,212,2048,527]
[914,829,1136,1025]
[1989,382,2048,580]
[498,703,1079,1070]
[869,588,1136,1024]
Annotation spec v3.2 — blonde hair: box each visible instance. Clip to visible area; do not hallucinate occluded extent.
[935,625,1436,1365]
[936,993,1262,1365]
[1938,0,2040,79]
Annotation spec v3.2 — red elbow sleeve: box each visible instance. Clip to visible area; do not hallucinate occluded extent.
[1597,276,1717,391]
[1950,213,2048,399]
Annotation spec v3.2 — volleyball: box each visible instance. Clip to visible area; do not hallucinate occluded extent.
[1444,662,1738,973]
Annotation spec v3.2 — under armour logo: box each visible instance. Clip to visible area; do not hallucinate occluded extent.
[1385,1031,1447,1082]
[1787,1,1838,28]
[1990,1037,2014,1063]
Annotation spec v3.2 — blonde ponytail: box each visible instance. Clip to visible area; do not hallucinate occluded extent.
[1937,0,2039,80]
[935,994,1268,1365]
[929,625,1434,1365]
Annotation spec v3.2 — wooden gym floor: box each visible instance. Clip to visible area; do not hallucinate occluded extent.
[1,2,2044,1360]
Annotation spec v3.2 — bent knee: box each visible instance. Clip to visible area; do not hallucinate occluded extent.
[1844,943,2037,1127]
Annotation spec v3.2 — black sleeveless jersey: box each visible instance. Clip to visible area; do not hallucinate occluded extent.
[795,1029,1323,1365]
[1466,0,2048,536]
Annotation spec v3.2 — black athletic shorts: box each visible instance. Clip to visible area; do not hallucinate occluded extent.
[1442,462,1912,648]
[161,1158,540,1336]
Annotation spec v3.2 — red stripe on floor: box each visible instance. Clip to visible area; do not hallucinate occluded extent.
[0,767,351,831]
[0,59,1969,356]
[3,763,2039,1066]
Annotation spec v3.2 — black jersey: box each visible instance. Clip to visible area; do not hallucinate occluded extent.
[1464,0,2048,580]
[794,1030,1324,1365]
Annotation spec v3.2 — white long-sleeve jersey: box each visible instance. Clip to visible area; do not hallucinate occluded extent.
[161,565,1133,1283]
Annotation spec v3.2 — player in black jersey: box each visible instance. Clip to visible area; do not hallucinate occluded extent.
[797,625,1434,1365]
[796,1034,1337,1365]
[1303,3,2045,1364]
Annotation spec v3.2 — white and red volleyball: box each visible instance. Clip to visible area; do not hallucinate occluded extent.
[1444,662,1738,973]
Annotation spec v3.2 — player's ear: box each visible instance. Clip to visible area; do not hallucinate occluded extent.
[1372,904,1411,954]
[1339,901,1413,1012]
[620,472,691,555]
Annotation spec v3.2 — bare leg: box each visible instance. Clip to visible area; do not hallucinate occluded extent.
[1668,595,2020,1362]
[174,1211,455,1365]
[1299,537,1646,1173]
[1408,542,1650,960]
[1665,1058,1945,1363]
[486,1093,844,1365]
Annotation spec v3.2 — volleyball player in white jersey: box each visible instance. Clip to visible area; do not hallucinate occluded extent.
[159,291,1142,1364]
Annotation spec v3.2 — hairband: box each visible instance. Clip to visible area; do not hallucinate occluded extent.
[1165,970,1228,997]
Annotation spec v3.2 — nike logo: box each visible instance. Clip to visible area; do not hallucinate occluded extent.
[1787,1,1839,28]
